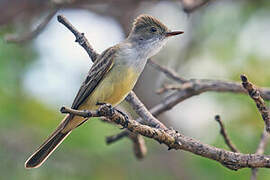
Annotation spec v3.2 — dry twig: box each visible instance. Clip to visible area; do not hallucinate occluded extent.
[215,115,239,153]
[57,15,99,61]
[5,9,58,43]
[180,0,215,13]
[241,74,270,132]
[150,79,270,117]
[127,132,147,159]
[148,59,187,83]
[251,129,270,180]
[106,129,147,159]
[125,91,167,129]
[106,130,129,144]
[240,74,270,179]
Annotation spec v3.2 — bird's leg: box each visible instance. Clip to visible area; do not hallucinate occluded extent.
[115,109,129,128]
[96,102,114,115]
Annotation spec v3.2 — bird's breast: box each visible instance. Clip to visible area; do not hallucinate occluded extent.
[81,65,140,110]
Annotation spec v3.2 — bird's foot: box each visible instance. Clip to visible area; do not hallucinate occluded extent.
[115,109,129,128]
[96,102,129,128]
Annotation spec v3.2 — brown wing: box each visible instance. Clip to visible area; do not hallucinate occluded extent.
[71,47,116,109]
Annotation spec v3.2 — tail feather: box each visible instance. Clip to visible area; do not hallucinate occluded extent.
[25,115,72,169]
[25,131,71,168]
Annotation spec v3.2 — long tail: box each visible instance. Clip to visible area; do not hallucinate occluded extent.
[25,115,72,169]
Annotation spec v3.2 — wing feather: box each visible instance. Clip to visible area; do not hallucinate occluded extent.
[71,47,116,109]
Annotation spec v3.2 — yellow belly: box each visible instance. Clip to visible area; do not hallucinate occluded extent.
[80,66,139,110]
[63,66,139,132]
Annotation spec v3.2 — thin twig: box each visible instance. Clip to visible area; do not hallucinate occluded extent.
[148,59,187,83]
[180,0,215,13]
[255,130,270,155]
[57,14,99,61]
[251,129,270,180]
[106,130,147,159]
[241,74,270,132]
[215,115,239,153]
[240,74,270,180]
[157,83,190,94]
[150,79,270,117]
[106,130,129,144]
[60,104,270,171]
[5,9,58,43]
[128,133,147,159]
[125,91,167,129]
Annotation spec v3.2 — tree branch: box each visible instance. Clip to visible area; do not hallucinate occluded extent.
[215,115,239,153]
[180,0,215,13]
[251,129,270,180]
[106,129,147,159]
[148,59,187,83]
[57,14,99,62]
[125,91,167,129]
[127,132,147,159]
[60,104,270,171]
[5,8,58,43]
[241,74,270,132]
[150,78,270,117]
[106,130,129,144]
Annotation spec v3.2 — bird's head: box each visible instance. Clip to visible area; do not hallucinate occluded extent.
[128,14,183,57]
[129,14,183,43]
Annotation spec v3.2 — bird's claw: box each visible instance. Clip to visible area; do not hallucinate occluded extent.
[96,102,129,127]
[96,102,114,116]
[116,109,129,128]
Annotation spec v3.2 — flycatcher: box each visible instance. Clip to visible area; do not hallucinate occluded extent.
[25,14,183,168]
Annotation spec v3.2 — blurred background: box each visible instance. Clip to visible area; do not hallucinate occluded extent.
[1,0,270,179]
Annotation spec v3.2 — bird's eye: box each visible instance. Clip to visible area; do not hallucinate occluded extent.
[150,27,157,32]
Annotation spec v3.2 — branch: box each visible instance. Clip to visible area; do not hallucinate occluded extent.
[125,91,167,129]
[5,9,58,43]
[57,14,99,62]
[106,130,147,159]
[256,130,270,155]
[157,83,189,94]
[106,130,129,144]
[148,59,187,83]
[215,115,239,153]
[240,74,270,179]
[148,59,270,119]
[60,105,270,171]
[241,74,270,132]
[180,0,215,13]
[251,130,270,180]
[127,133,147,159]
[150,79,270,117]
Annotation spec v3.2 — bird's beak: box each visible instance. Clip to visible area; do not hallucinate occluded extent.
[165,31,184,37]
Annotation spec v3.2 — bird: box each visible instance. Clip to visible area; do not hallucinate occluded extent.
[25,14,184,168]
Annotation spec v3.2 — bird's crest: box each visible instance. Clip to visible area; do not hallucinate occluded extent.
[132,14,168,33]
